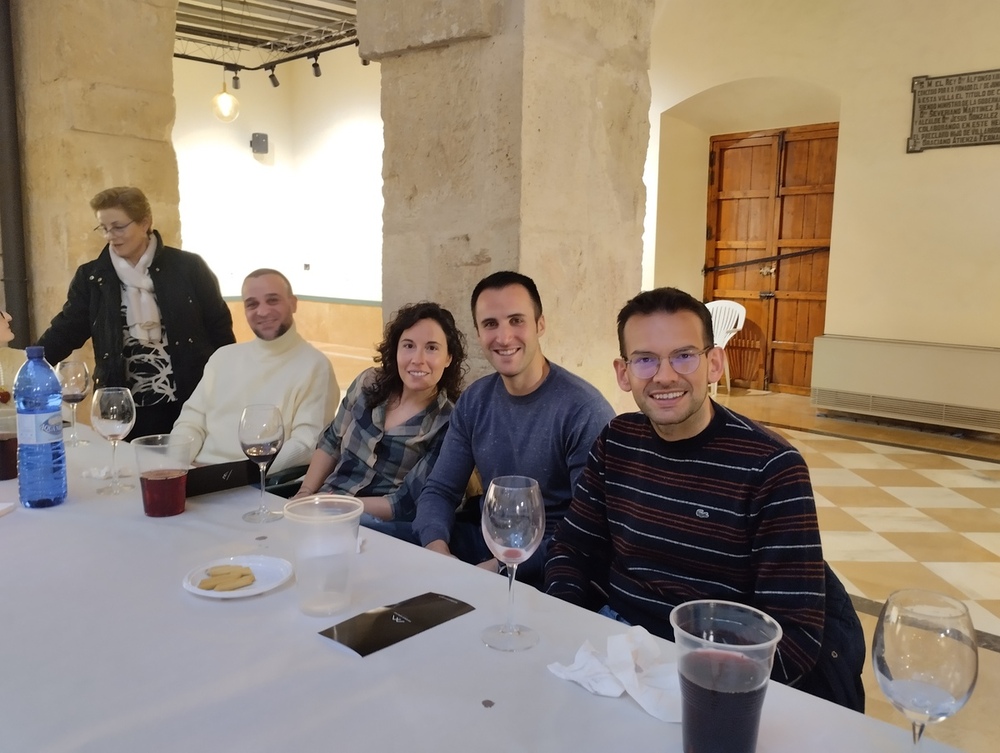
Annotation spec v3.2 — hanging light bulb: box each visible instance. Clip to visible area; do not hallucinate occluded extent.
[213,2,240,121]
[212,75,240,123]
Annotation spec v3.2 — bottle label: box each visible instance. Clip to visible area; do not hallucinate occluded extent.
[17,412,63,445]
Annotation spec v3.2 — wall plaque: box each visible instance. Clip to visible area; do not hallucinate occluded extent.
[907,68,1000,153]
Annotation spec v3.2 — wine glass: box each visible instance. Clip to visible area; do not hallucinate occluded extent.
[57,361,91,447]
[480,475,546,651]
[239,404,284,523]
[89,387,136,495]
[872,588,978,747]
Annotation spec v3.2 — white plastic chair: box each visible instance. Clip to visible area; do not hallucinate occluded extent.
[705,300,747,396]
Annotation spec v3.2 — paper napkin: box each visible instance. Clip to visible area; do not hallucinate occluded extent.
[548,625,681,722]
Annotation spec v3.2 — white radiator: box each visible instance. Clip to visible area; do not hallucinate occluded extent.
[811,335,1000,434]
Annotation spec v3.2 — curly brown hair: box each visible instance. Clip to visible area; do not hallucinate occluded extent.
[363,302,467,408]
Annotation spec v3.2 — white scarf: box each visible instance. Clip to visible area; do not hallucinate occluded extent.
[110,235,162,343]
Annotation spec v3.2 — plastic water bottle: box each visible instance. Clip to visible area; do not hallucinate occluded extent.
[14,346,67,508]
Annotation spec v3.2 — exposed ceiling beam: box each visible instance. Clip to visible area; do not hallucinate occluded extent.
[174,0,358,68]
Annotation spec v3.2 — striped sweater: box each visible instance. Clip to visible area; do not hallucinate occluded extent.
[544,404,825,685]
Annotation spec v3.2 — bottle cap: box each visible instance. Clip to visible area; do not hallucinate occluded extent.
[26,346,44,359]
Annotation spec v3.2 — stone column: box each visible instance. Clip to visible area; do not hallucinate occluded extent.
[359,0,652,402]
[10,0,180,339]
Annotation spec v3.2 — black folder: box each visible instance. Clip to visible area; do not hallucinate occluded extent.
[185,460,255,497]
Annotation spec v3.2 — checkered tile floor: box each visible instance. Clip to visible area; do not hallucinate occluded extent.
[774,428,1000,638]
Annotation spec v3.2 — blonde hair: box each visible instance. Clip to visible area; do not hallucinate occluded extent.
[90,186,152,224]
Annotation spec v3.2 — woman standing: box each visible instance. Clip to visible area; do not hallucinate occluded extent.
[293,302,466,540]
[38,187,234,438]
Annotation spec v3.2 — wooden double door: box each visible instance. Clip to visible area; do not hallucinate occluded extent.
[703,123,838,396]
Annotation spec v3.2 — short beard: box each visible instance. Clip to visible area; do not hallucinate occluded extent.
[254,320,291,341]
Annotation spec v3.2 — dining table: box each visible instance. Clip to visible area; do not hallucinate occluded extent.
[0,427,962,753]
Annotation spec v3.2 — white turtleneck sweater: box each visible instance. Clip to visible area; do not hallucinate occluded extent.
[171,325,339,474]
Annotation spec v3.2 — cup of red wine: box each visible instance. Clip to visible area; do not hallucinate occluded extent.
[669,600,783,753]
[132,434,194,517]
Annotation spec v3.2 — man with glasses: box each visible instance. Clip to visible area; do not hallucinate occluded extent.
[545,287,865,711]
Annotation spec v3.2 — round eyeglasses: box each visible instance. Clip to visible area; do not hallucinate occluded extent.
[93,220,135,237]
[623,346,713,379]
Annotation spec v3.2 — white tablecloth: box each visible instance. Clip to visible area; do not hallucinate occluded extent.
[0,430,960,752]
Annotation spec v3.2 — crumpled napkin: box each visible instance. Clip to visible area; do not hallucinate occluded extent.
[82,466,135,479]
[548,625,681,722]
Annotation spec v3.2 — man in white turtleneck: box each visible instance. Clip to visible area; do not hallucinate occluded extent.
[171,269,339,474]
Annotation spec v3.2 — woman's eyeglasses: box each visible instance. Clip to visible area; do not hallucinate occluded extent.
[93,220,135,237]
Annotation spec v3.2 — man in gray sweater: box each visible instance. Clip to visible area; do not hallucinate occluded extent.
[411,271,615,584]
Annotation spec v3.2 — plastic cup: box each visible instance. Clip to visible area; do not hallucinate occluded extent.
[132,435,193,517]
[0,415,17,481]
[283,494,364,616]
[669,600,783,753]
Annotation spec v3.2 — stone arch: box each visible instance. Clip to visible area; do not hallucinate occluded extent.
[651,77,840,294]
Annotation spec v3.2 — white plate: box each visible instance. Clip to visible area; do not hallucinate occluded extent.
[183,555,294,600]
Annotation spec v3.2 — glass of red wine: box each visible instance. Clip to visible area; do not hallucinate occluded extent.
[57,360,91,447]
[669,600,783,753]
[132,434,193,517]
[239,404,284,523]
[480,475,545,651]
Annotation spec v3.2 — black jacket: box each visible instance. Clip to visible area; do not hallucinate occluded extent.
[792,563,867,712]
[37,231,235,405]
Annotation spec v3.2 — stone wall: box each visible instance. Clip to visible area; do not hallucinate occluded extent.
[10,0,181,341]
[361,0,652,403]
[519,0,651,396]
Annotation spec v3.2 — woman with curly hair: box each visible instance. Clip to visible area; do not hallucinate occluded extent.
[293,302,466,538]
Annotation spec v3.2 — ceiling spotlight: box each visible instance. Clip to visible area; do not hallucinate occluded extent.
[267,67,280,87]
[361,58,370,67]
[231,71,241,90]
[311,56,321,77]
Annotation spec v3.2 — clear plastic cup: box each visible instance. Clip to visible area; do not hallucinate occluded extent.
[669,600,783,753]
[132,434,193,517]
[283,494,364,616]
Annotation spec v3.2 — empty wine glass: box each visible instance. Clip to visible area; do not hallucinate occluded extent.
[239,404,284,523]
[57,361,91,447]
[873,588,978,747]
[480,475,546,651]
[90,387,136,495]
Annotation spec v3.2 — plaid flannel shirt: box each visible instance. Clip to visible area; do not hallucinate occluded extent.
[317,369,453,521]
